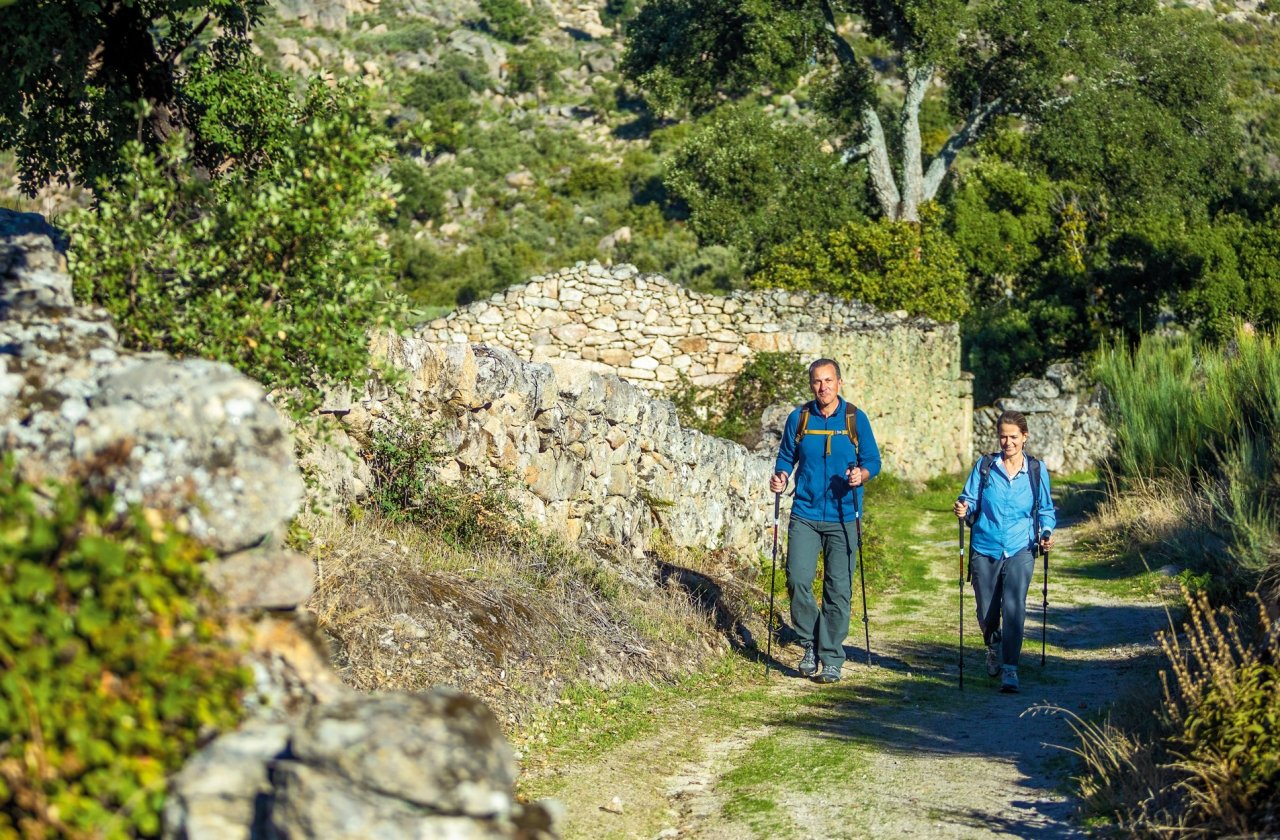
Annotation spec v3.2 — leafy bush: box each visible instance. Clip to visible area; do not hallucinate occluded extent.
[754,208,970,322]
[390,158,445,224]
[508,44,565,95]
[1177,209,1280,341]
[671,352,809,447]
[66,82,399,420]
[479,0,543,43]
[403,71,473,112]
[0,463,247,838]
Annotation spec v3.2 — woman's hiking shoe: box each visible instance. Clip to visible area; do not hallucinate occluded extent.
[999,665,1019,693]
[815,663,842,684]
[797,644,818,676]
[986,643,1001,677]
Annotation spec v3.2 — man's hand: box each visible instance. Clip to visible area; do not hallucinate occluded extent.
[1040,532,1053,552]
[953,499,969,519]
[770,471,788,494]
[846,466,865,488]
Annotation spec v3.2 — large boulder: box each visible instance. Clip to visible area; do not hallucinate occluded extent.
[1,211,305,567]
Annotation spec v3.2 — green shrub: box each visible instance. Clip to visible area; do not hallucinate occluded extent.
[562,159,626,198]
[508,43,564,95]
[390,158,445,224]
[0,462,247,838]
[66,82,399,421]
[671,351,809,447]
[479,0,542,43]
[600,0,636,27]
[664,102,868,268]
[754,207,970,322]
[403,70,473,112]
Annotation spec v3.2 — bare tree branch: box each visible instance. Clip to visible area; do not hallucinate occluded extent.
[861,107,901,218]
[817,0,859,68]
[921,94,1006,200]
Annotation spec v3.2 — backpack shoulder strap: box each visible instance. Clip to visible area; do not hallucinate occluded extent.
[1027,452,1043,546]
[973,453,997,521]
[794,406,811,447]
[844,402,859,455]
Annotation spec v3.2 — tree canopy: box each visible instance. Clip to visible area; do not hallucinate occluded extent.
[624,0,1237,221]
[0,0,271,193]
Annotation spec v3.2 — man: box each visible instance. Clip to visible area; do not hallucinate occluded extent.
[770,358,881,683]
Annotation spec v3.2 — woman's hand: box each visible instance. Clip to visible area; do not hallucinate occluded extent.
[953,500,968,519]
[1040,532,1053,552]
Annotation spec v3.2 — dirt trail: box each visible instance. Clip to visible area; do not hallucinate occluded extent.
[525,504,1169,839]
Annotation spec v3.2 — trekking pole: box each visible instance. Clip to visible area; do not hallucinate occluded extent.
[958,517,965,691]
[765,491,781,676]
[1040,530,1050,667]
[855,488,871,666]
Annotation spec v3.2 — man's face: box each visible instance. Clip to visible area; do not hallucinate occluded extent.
[809,363,841,410]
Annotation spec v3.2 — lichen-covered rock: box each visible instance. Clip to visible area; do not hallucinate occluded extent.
[974,362,1113,475]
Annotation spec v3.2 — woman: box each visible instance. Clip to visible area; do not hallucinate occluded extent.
[953,410,1056,693]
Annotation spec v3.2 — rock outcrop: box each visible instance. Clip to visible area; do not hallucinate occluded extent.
[972,362,1113,475]
[0,210,557,840]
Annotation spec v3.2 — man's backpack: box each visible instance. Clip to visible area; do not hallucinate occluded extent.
[969,451,1044,554]
[794,402,860,460]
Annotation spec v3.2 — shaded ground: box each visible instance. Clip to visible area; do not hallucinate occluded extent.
[521,483,1170,839]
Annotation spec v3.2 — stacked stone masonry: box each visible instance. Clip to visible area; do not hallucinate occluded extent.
[323,339,777,561]
[418,261,974,480]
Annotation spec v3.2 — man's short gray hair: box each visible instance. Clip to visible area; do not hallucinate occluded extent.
[808,358,842,379]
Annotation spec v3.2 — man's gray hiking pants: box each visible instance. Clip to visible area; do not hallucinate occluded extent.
[970,547,1035,667]
[786,516,856,668]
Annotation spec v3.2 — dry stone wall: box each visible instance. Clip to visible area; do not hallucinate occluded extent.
[418,262,973,479]
[319,339,776,561]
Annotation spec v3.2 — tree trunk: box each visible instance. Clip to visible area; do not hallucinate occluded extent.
[897,64,933,223]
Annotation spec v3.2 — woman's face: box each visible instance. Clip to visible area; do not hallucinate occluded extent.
[998,423,1027,459]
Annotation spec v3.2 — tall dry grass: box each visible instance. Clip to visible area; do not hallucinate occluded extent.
[1065,590,1280,837]
[301,415,766,731]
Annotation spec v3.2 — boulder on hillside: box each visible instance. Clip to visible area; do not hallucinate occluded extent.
[0,210,306,574]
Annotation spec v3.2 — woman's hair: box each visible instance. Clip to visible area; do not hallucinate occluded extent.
[995,409,1029,435]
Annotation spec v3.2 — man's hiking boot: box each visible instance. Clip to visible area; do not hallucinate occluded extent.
[815,663,842,684]
[797,643,818,676]
[986,643,1001,677]
[1000,665,1019,693]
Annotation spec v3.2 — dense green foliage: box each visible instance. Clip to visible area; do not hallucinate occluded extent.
[756,210,969,322]
[0,0,269,193]
[663,103,868,270]
[0,463,247,838]
[65,83,398,418]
